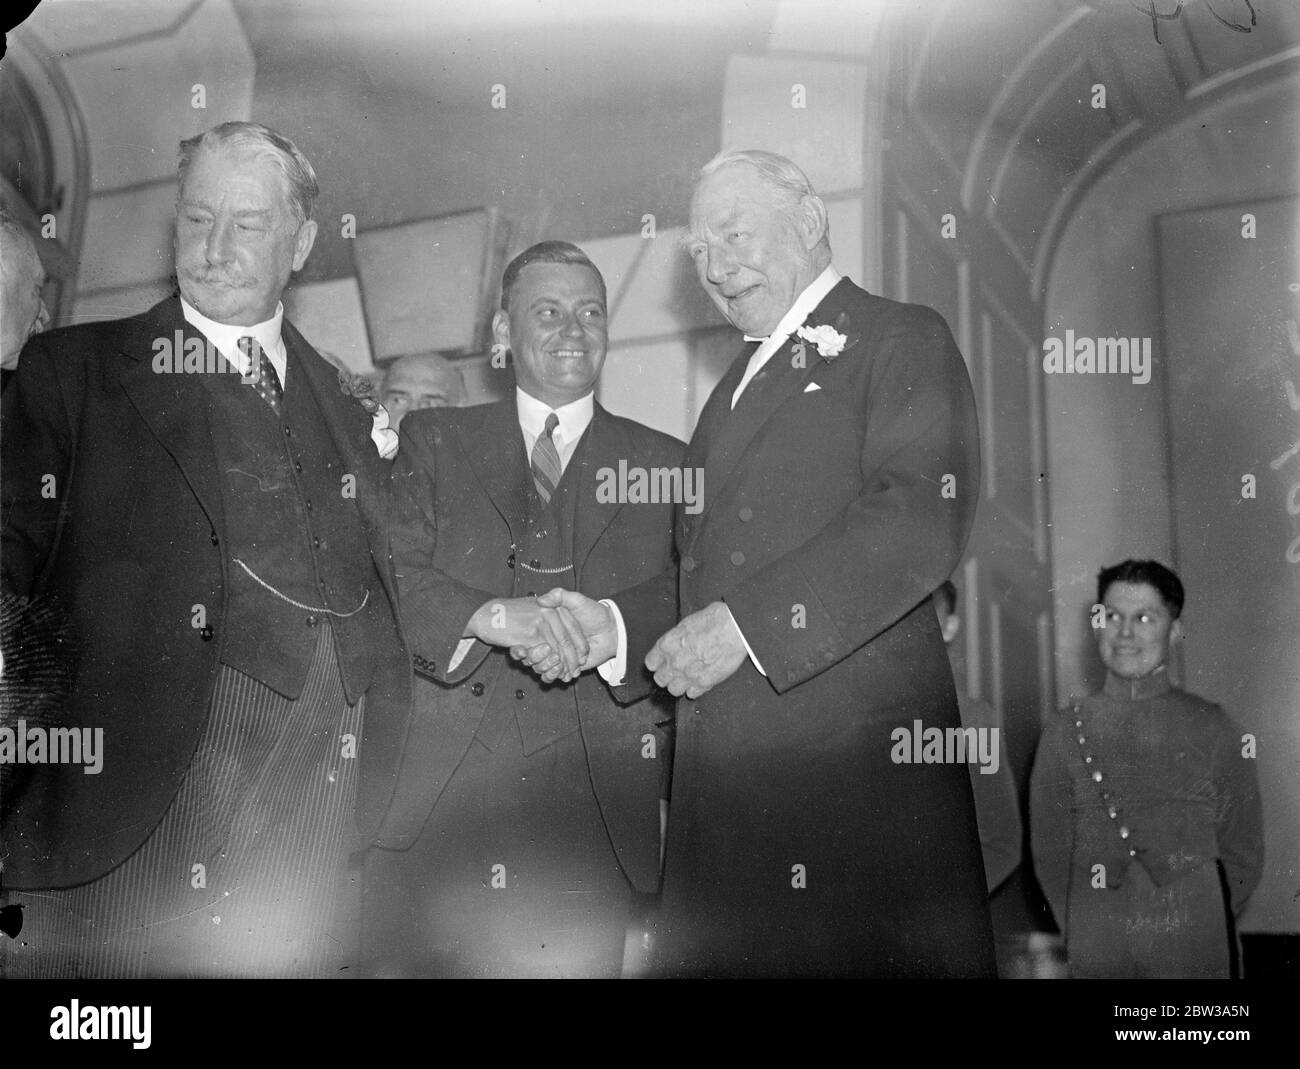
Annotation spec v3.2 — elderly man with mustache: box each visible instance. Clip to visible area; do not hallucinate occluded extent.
[1,121,414,978]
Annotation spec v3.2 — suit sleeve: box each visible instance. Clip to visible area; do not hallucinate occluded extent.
[723,307,980,692]
[1,332,78,600]
[597,430,684,704]
[1214,714,1264,916]
[389,416,494,684]
[1029,715,1074,930]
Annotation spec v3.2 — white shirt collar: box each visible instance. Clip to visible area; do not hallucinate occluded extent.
[516,387,594,450]
[743,265,842,344]
[180,297,287,382]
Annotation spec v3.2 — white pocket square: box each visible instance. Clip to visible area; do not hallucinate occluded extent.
[803,382,822,393]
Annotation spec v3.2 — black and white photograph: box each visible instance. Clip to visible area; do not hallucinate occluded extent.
[0,0,1296,1037]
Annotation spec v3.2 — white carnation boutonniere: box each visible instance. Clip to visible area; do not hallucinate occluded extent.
[795,323,848,361]
[338,370,400,460]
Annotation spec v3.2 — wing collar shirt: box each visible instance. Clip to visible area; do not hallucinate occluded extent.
[180,297,288,386]
[731,264,841,408]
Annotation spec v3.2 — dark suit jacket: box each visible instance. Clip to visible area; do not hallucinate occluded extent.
[619,277,995,975]
[375,396,681,892]
[0,297,411,889]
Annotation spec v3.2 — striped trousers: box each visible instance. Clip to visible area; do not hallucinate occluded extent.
[1,623,364,978]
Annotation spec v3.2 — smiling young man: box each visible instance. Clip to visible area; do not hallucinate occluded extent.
[1030,559,1265,978]
[366,241,683,977]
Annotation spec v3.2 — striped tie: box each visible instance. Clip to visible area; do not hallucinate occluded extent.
[531,412,562,505]
[240,336,282,416]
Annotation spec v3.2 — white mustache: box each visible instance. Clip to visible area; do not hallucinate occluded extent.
[183,268,255,288]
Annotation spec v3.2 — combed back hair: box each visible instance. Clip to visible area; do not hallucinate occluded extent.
[500,240,606,311]
[934,580,958,616]
[699,148,819,203]
[1097,559,1185,619]
[696,149,830,254]
[177,121,319,225]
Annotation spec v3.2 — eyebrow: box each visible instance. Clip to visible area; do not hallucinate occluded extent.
[525,297,604,311]
[179,200,273,220]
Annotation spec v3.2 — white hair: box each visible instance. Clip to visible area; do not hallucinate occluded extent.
[698,148,819,201]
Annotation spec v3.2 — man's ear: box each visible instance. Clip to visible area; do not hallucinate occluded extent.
[491,308,511,354]
[291,219,318,271]
[795,194,828,252]
[1170,618,1184,645]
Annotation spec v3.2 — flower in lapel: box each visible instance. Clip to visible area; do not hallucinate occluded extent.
[338,370,399,459]
[795,322,848,361]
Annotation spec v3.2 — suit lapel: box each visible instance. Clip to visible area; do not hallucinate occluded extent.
[285,320,403,609]
[459,398,531,542]
[694,279,867,523]
[571,401,630,577]
[116,298,227,537]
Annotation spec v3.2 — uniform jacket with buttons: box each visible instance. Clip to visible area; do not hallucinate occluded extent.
[0,297,412,890]
[1029,668,1265,928]
[375,396,682,892]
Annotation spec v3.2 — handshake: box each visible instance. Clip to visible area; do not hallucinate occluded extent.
[467,589,749,698]
[466,588,616,684]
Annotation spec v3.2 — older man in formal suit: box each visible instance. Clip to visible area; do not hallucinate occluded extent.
[529,150,994,976]
[0,121,410,977]
[365,241,682,977]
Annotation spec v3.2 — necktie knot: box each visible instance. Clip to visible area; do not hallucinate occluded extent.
[531,412,562,506]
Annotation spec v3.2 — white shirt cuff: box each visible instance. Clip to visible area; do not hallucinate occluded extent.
[725,604,766,676]
[448,636,476,673]
[596,598,628,686]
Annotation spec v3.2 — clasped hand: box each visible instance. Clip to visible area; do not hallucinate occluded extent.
[471,589,617,684]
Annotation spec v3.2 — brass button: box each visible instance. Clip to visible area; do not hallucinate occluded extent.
[730,551,745,566]
[515,689,525,700]
[471,682,485,696]
[738,507,753,521]
[306,615,319,627]
[1091,770,1103,783]
[199,625,214,641]
[209,531,219,546]
[682,556,696,572]
[507,554,515,568]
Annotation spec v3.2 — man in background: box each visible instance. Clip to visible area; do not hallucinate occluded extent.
[0,207,50,392]
[381,351,463,429]
[934,579,1022,894]
[1030,559,1264,977]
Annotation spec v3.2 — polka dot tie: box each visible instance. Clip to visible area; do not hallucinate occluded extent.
[239,336,282,416]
